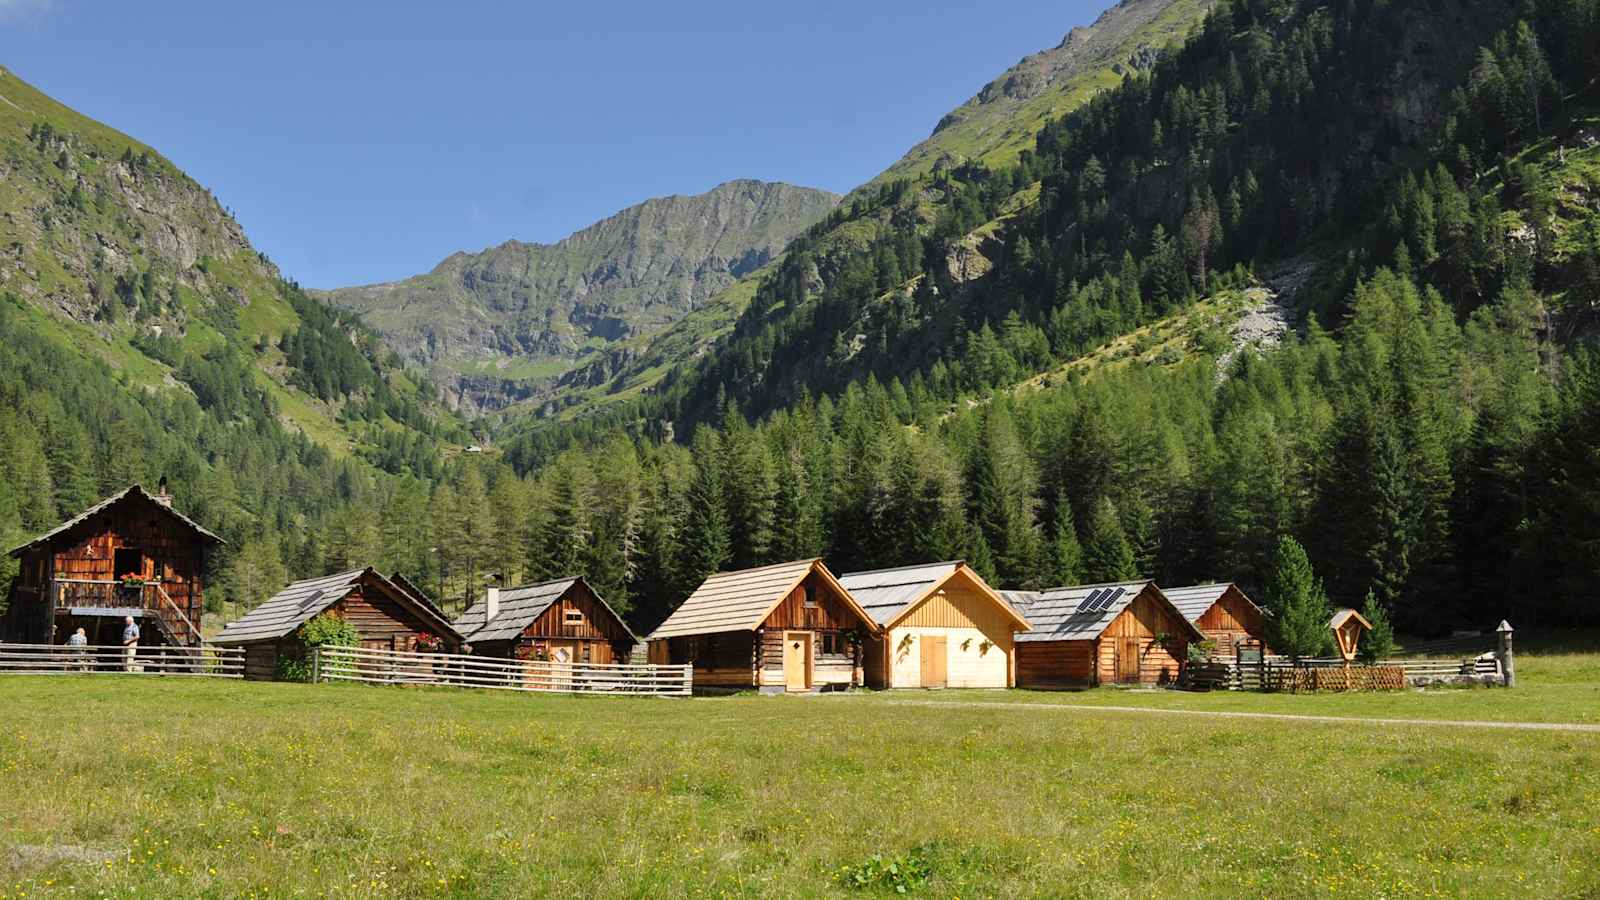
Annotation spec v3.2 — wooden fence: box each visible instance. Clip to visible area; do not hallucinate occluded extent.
[1192,653,1502,692]
[0,643,244,678]
[312,644,692,697]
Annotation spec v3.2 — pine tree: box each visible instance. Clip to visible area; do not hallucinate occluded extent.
[1265,536,1333,660]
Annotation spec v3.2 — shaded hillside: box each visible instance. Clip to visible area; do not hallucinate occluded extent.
[0,65,468,605]
[319,180,839,412]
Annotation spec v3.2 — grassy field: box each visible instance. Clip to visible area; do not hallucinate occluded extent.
[2,647,1598,898]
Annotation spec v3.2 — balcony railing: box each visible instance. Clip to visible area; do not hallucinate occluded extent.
[46,579,201,647]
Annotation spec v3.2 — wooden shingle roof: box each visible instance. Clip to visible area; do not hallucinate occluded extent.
[213,567,461,645]
[453,576,638,644]
[213,568,367,644]
[839,561,1031,631]
[1165,583,1268,625]
[7,484,223,557]
[646,559,873,640]
[1014,581,1205,643]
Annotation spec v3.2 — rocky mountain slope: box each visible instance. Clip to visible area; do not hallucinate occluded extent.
[318,180,839,412]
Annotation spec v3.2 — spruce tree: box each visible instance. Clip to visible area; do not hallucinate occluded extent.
[677,429,732,588]
[1265,536,1334,660]
[1082,497,1137,582]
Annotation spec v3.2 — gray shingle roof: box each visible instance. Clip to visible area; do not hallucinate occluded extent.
[452,576,638,644]
[999,590,1041,618]
[1013,581,1204,643]
[213,569,367,644]
[838,561,960,627]
[647,559,873,640]
[8,484,223,557]
[1164,583,1233,624]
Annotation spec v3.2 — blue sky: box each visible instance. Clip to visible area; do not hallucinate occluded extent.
[4,0,1111,288]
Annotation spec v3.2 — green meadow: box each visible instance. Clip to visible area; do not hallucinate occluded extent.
[1,644,1597,898]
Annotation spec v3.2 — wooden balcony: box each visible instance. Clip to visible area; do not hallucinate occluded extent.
[45,578,201,647]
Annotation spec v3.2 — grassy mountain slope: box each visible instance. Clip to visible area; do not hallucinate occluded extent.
[869,0,1213,188]
[525,0,1213,426]
[318,180,840,413]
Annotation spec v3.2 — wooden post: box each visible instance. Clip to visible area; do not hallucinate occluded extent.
[1496,620,1515,688]
[311,645,322,684]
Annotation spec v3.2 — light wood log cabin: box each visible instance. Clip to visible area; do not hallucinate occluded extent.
[213,568,462,680]
[453,576,637,664]
[645,559,877,692]
[1006,581,1205,687]
[839,561,1031,689]
[1,482,221,648]
[1164,583,1273,655]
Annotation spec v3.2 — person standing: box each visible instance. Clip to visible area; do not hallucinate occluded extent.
[121,615,140,672]
[67,627,89,672]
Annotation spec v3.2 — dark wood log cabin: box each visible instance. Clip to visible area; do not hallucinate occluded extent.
[1,483,222,647]
[213,568,462,680]
[1165,583,1273,655]
[452,576,637,663]
[645,559,878,692]
[1008,581,1205,687]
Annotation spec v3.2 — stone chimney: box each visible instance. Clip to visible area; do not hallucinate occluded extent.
[154,476,173,508]
[484,584,500,623]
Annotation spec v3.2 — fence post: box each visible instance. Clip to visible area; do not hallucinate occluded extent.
[311,645,322,684]
[1496,621,1515,688]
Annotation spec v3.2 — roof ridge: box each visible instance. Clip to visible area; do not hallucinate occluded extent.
[708,558,820,578]
[499,575,581,592]
[839,560,962,579]
[1037,579,1151,592]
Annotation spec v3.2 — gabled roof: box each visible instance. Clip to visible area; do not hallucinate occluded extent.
[1166,582,1271,625]
[1013,581,1205,643]
[389,573,449,621]
[1329,608,1371,631]
[453,576,638,644]
[999,590,1041,618]
[839,561,1031,631]
[213,567,460,645]
[8,484,224,557]
[647,559,874,641]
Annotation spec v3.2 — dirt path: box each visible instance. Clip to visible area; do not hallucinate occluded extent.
[881,698,1600,734]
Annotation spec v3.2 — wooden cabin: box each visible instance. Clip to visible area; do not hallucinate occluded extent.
[453,576,637,663]
[1008,581,1205,687]
[1,483,222,648]
[213,568,462,680]
[840,561,1030,689]
[644,559,877,692]
[1165,583,1272,655]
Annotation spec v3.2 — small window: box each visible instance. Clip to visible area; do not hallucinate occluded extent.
[802,586,818,609]
[563,608,585,626]
[580,643,592,663]
[113,548,145,581]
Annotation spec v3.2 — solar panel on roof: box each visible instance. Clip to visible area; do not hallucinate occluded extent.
[298,588,326,612]
[1101,587,1126,610]
[1077,588,1105,613]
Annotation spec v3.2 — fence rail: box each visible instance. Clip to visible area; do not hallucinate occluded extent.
[0,643,244,678]
[1194,652,1502,691]
[312,644,692,697]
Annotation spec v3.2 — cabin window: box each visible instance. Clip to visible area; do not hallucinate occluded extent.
[803,586,818,609]
[563,608,585,627]
[113,548,144,581]
[820,633,850,656]
[580,643,592,663]
[684,636,699,660]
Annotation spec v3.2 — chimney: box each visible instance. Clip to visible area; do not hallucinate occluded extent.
[484,584,500,623]
[154,476,173,508]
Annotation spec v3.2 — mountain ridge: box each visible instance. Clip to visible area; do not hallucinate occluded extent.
[318,178,840,412]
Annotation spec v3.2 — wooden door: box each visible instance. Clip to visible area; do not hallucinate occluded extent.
[1116,638,1140,683]
[783,631,812,691]
[919,635,947,688]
